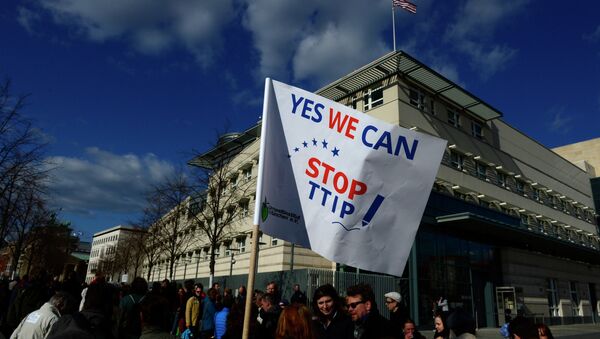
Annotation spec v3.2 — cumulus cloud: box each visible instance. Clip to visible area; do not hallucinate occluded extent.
[444,0,529,79]
[34,0,235,65]
[45,147,175,215]
[583,25,600,43]
[17,7,41,34]
[243,0,390,86]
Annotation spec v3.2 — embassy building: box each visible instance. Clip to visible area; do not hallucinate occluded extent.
[152,51,600,328]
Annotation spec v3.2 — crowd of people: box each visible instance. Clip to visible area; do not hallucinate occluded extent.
[0,272,556,339]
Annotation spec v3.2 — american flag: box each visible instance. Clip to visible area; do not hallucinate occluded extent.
[393,0,417,13]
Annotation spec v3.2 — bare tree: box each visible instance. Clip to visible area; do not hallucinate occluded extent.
[187,137,256,284]
[0,79,47,245]
[146,172,196,280]
[20,216,74,277]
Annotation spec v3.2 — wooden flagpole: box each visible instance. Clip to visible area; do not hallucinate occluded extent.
[242,78,271,339]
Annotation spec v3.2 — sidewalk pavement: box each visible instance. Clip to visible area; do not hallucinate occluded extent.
[474,323,600,339]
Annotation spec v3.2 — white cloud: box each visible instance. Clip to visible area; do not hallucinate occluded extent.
[17,7,41,34]
[444,0,529,79]
[243,0,391,86]
[35,0,235,65]
[548,107,573,133]
[45,147,175,215]
[583,25,600,42]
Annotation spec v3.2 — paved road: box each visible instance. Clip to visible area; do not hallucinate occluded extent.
[473,323,600,339]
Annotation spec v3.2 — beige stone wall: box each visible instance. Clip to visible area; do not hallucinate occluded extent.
[553,138,600,178]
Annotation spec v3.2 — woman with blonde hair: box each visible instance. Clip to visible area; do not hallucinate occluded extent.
[275,304,315,339]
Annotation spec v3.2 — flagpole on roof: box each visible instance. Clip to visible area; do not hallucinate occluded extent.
[392,5,397,51]
[242,77,272,339]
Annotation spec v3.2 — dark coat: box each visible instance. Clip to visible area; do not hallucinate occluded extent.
[313,311,354,339]
[255,307,280,339]
[352,309,396,339]
[46,310,115,339]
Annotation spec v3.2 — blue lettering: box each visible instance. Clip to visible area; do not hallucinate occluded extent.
[308,180,320,200]
[301,99,315,120]
[394,136,419,160]
[320,186,332,206]
[313,103,324,123]
[340,201,355,218]
[374,131,393,155]
[361,125,377,147]
[291,94,303,114]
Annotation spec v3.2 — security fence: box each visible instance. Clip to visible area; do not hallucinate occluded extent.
[169,268,408,317]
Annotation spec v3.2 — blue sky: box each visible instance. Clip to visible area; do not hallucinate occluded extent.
[2,0,600,240]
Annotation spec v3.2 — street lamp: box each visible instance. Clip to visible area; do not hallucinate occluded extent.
[229,247,241,278]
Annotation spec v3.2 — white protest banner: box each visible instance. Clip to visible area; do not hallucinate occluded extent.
[254,78,447,276]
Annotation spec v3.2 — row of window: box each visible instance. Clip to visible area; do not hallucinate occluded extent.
[445,149,596,223]
[350,83,486,141]
[92,234,118,246]
[147,234,280,268]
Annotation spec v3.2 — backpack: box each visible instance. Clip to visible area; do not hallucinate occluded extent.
[119,294,144,337]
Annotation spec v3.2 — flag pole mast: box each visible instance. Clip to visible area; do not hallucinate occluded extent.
[242,78,272,339]
[392,5,397,51]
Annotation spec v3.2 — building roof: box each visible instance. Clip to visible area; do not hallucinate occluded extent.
[188,123,261,169]
[316,50,503,121]
[92,225,146,238]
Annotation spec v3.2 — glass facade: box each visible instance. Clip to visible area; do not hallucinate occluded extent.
[415,228,500,327]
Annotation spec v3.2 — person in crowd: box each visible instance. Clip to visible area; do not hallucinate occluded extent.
[446,308,476,339]
[290,283,308,305]
[384,291,408,335]
[6,274,51,335]
[256,293,281,339]
[139,294,172,339]
[200,287,217,339]
[402,319,425,339]
[214,295,233,339]
[432,312,449,339]
[118,277,148,339]
[436,297,449,318]
[222,302,255,339]
[536,323,554,339]
[235,285,246,305]
[345,283,392,339]
[266,282,280,304]
[312,284,353,339]
[185,283,204,337]
[275,304,314,339]
[507,316,538,339]
[46,283,116,338]
[10,292,76,339]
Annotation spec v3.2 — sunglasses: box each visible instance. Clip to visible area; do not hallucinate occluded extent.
[346,300,365,309]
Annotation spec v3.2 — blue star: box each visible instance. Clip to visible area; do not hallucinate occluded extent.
[312,138,318,146]
[332,147,340,157]
[294,147,300,152]
[321,140,328,149]
[302,141,308,148]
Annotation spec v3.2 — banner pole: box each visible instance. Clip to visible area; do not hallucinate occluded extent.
[242,223,260,339]
[242,78,272,339]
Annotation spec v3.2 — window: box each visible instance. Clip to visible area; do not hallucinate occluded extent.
[240,200,249,217]
[450,151,464,170]
[242,167,252,182]
[237,237,246,253]
[230,176,238,189]
[364,85,383,110]
[447,109,460,128]
[349,95,358,110]
[547,279,559,317]
[497,172,507,188]
[532,188,540,201]
[409,88,428,112]
[476,162,487,180]
[516,180,525,195]
[471,121,483,139]
[570,281,580,316]
[271,237,278,246]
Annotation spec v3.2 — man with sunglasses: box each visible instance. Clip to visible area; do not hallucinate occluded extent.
[346,283,395,339]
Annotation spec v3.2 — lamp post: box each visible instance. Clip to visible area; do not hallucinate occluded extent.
[195,252,201,279]
[229,248,241,278]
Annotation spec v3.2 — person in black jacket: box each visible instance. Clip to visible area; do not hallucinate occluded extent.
[46,283,116,339]
[346,283,395,339]
[255,293,280,339]
[312,284,353,339]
